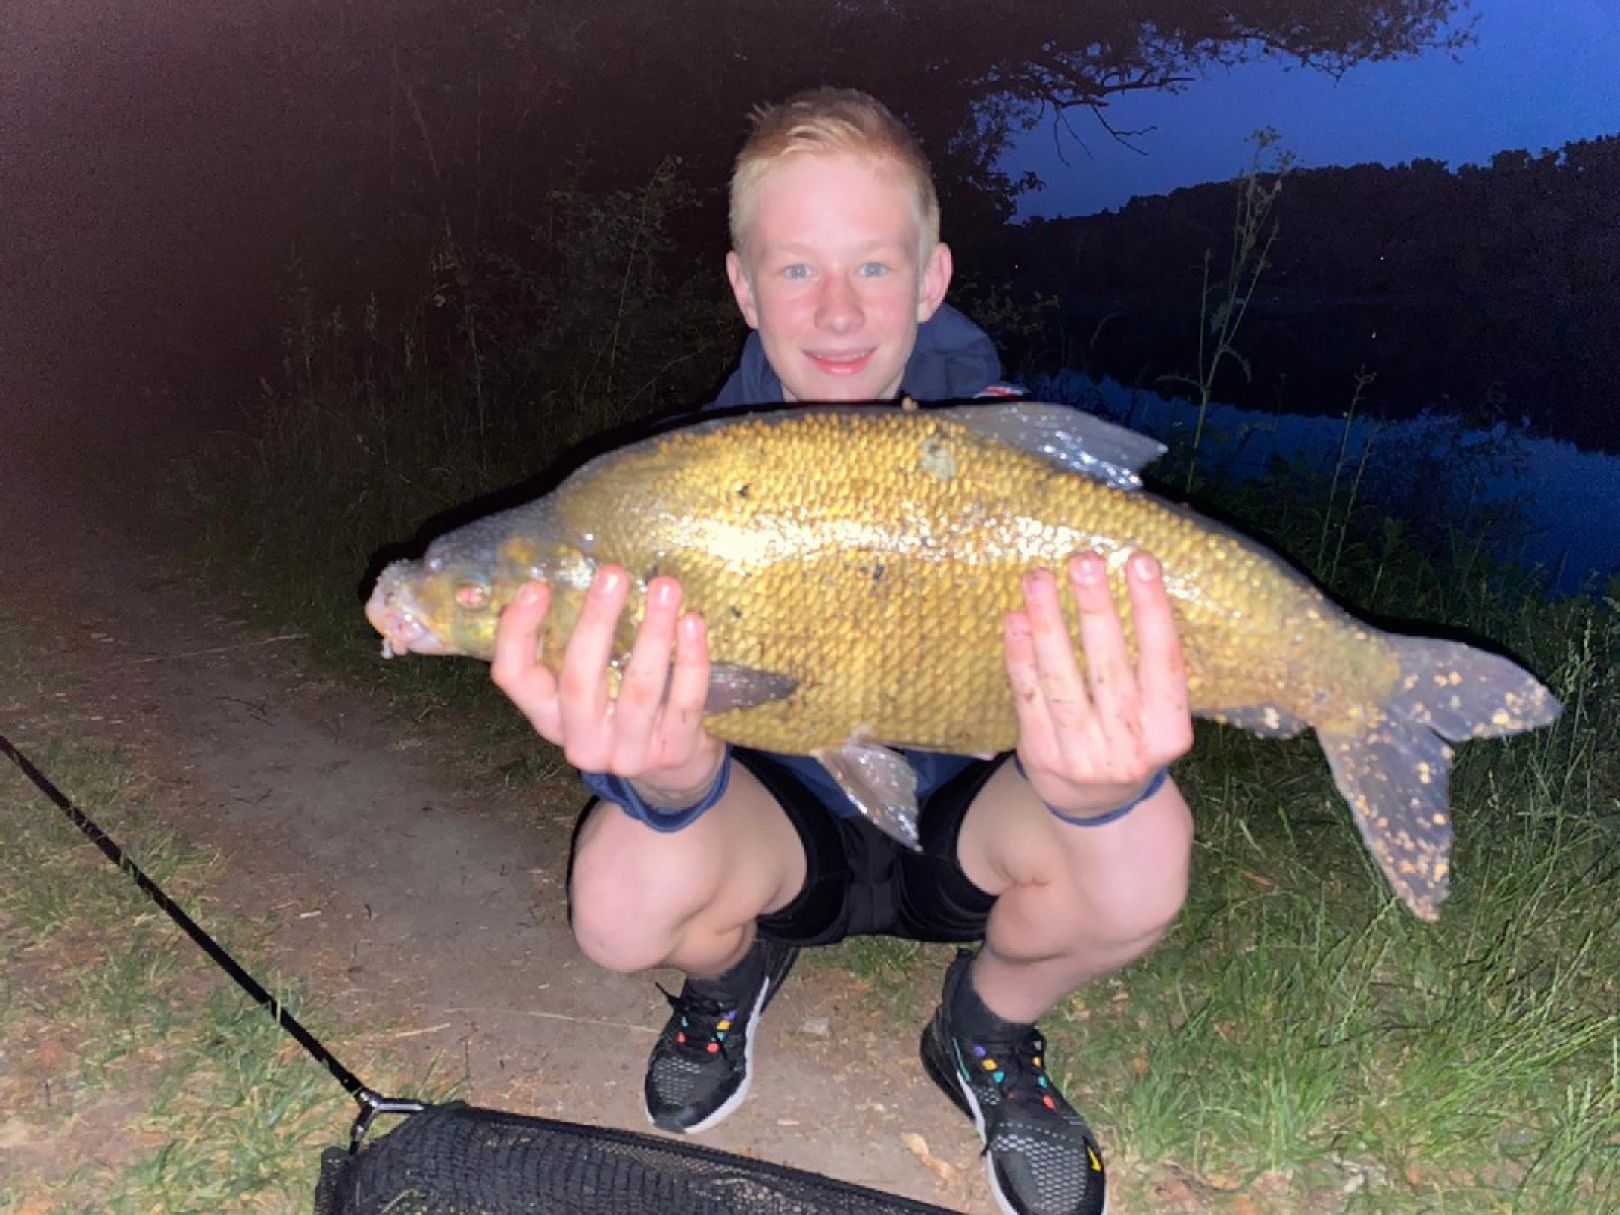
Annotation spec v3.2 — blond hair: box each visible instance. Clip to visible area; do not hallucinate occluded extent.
[729,87,940,258]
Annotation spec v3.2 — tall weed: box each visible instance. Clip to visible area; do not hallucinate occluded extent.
[178,162,740,654]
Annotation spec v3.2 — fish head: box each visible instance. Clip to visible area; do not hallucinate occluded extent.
[367,508,594,662]
[366,556,496,658]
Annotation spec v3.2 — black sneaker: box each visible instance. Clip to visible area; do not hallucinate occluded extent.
[920,951,1107,1215]
[644,936,799,1133]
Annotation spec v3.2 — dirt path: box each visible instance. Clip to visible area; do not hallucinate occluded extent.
[1,414,992,1212]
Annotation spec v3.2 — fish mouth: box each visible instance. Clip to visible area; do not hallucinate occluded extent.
[365,564,453,657]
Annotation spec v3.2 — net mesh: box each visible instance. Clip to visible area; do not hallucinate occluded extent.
[313,1102,961,1215]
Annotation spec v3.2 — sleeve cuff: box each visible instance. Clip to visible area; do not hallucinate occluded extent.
[1012,755,1171,827]
[579,747,732,833]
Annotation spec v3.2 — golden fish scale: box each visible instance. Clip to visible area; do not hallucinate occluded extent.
[547,410,1401,752]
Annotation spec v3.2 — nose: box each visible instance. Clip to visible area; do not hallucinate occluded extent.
[814,272,863,334]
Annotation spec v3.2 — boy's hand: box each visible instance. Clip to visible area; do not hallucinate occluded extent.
[491,566,726,802]
[1003,551,1194,817]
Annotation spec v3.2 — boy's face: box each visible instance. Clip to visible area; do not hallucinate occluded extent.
[726,151,952,403]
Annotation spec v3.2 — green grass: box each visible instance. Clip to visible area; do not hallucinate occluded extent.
[1048,592,1620,1212]
[0,623,446,1214]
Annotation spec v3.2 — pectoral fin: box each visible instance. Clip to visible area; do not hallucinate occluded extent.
[816,740,921,850]
[704,664,799,715]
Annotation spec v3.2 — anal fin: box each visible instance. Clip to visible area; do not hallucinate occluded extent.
[816,740,921,850]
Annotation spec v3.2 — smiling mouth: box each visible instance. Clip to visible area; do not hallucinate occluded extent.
[808,348,875,374]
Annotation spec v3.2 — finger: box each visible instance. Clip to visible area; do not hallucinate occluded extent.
[1125,551,1195,759]
[610,577,683,769]
[491,579,549,686]
[490,581,564,740]
[659,610,713,744]
[558,565,629,762]
[1022,567,1095,740]
[1068,551,1144,750]
[1002,609,1058,762]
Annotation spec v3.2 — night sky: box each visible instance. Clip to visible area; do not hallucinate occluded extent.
[1008,0,1620,218]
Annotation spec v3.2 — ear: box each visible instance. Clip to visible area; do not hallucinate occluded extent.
[726,251,760,330]
[916,242,953,323]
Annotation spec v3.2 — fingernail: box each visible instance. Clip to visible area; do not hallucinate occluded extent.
[1129,552,1161,581]
[517,582,542,606]
[1070,553,1103,584]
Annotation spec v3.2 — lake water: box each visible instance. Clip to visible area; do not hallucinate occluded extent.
[1033,372,1620,596]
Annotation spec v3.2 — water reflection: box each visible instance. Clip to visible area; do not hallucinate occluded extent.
[1037,371,1620,595]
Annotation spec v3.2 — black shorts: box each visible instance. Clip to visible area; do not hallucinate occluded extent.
[741,748,1003,948]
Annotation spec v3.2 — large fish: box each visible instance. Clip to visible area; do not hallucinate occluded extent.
[366,402,1560,920]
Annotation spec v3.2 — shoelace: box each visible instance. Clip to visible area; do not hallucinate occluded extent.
[966,1027,1063,1115]
[657,983,742,1058]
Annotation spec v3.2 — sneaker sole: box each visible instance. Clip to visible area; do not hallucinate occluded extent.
[920,1023,1109,1215]
[650,945,798,1136]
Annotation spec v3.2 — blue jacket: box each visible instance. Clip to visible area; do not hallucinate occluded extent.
[707,302,1015,820]
[709,303,1007,408]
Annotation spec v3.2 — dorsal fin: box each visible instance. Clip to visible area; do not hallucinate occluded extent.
[949,401,1166,491]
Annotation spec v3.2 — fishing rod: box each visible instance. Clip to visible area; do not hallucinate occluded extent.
[0,729,425,1152]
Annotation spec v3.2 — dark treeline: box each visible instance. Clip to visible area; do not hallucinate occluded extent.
[243,0,1475,425]
[6,0,1469,446]
[239,0,1469,288]
[1005,136,1620,451]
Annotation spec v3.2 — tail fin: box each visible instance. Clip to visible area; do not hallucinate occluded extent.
[1318,636,1561,921]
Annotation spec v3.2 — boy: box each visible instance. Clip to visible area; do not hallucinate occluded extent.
[491,88,1195,1215]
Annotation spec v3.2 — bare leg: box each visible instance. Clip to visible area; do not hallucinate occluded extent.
[955,758,1193,1023]
[568,763,807,979]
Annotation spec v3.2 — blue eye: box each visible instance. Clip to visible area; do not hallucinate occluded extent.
[782,263,811,280]
[858,262,889,278]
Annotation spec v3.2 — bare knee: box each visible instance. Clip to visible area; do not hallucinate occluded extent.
[992,793,1194,959]
[1086,860,1188,951]
[565,777,805,975]
[1068,798,1194,947]
[568,812,723,973]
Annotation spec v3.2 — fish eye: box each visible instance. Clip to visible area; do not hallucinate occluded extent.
[454,581,491,610]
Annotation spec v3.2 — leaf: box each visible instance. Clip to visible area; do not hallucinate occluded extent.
[900,1131,962,1185]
